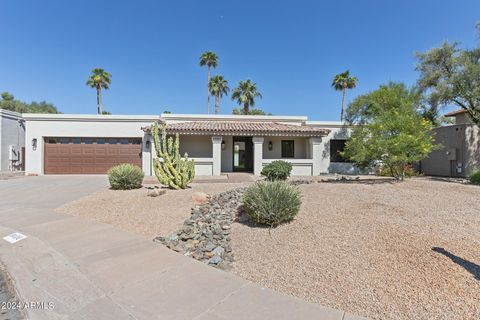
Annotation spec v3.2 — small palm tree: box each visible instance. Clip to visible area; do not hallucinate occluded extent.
[332,70,358,121]
[231,80,262,114]
[199,51,218,114]
[209,75,230,114]
[86,68,112,114]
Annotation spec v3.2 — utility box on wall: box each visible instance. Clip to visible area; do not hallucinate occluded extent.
[446,148,457,161]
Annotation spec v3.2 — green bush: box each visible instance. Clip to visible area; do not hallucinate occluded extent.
[243,181,302,227]
[108,164,144,190]
[261,160,293,181]
[470,170,480,185]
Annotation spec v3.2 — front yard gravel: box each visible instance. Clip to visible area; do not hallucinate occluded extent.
[57,177,480,319]
[57,182,249,238]
[231,178,480,320]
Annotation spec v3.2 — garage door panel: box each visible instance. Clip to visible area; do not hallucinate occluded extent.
[44,137,142,174]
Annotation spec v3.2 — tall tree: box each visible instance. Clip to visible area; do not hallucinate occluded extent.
[416,42,480,125]
[209,75,229,114]
[86,68,111,114]
[332,70,358,121]
[342,82,437,180]
[199,51,218,114]
[231,79,262,114]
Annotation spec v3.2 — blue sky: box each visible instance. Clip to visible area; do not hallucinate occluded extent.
[0,0,478,120]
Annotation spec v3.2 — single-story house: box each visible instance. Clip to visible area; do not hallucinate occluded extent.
[0,109,25,172]
[21,112,357,176]
[420,109,480,178]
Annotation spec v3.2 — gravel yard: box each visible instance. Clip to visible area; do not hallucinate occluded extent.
[57,182,249,238]
[57,177,480,319]
[231,178,480,320]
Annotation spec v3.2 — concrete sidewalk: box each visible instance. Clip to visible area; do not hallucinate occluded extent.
[0,176,365,320]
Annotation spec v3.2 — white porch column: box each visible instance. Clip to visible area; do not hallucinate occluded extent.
[252,136,264,176]
[212,136,222,176]
[309,137,323,176]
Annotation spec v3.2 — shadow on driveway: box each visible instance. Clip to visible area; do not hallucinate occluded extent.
[432,247,480,281]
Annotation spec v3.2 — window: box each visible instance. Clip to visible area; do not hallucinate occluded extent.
[83,138,94,144]
[59,138,70,144]
[72,138,81,144]
[108,138,118,144]
[96,138,105,144]
[281,140,295,158]
[131,139,141,145]
[330,139,347,162]
[120,138,129,144]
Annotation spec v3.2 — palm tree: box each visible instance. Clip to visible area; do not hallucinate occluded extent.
[332,70,358,121]
[86,68,112,114]
[209,75,230,114]
[199,51,218,114]
[231,79,262,114]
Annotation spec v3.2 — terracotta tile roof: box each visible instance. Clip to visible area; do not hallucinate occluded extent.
[444,109,467,117]
[163,121,329,136]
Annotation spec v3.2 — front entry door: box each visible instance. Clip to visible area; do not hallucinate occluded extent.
[233,137,253,172]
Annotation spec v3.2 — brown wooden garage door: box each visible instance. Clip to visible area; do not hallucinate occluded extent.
[44,137,142,174]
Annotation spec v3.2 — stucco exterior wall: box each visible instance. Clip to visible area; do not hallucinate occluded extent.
[24,114,157,175]
[421,124,479,178]
[306,123,359,174]
[21,114,363,177]
[221,136,233,172]
[454,113,471,125]
[262,136,308,159]
[178,135,212,158]
[464,125,480,177]
[0,110,25,171]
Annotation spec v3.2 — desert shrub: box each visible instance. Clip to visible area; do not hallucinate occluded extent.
[470,170,480,185]
[108,163,144,190]
[261,160,293,181]
[243,181,302,227]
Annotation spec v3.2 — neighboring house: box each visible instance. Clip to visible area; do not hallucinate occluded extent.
[420,109,480,178]
[22,112,357,176]
[0,109,25,172]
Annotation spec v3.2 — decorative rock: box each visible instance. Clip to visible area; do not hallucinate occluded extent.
[155,187,246,269]
[192,192,209,204]
[212,246,225,256]
[204,243,216,252]
[208,255,222,265]
[147,188,167,197]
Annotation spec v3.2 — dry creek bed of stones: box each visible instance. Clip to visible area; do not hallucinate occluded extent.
[153,178,350,269]
[154,187,247,270]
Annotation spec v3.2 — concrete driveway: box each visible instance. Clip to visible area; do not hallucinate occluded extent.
[0,176,365,320]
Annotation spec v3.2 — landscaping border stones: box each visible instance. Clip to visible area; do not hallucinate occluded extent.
[154,187,246,270]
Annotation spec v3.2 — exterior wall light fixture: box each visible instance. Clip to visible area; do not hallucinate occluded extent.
[268,141,273,151]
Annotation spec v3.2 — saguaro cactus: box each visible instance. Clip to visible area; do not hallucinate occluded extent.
[152,122,195,189]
